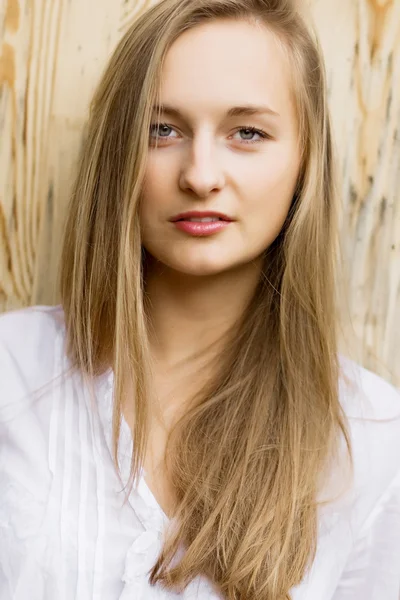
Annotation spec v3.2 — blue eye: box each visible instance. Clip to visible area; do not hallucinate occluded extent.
[150,123,175,138]
[234,126,270,143]
[149,122,271,144]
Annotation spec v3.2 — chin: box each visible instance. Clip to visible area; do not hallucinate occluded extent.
[143,246,244,278]
[150,253,230,277]
[171,262,228,277]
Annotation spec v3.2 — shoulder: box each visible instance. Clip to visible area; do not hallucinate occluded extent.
[0,306,71,570]
[338,353,400,420]
[0,304,67,420]
[0,303,65,344]
[337,353,400,526]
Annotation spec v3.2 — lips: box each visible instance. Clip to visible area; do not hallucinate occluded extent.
[170,211,233,222]
[172,219,231,236]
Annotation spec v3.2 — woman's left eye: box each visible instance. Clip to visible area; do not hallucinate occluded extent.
[233,126,270,143]
[149,123,270,144]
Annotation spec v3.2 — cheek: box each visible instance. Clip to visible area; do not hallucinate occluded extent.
[244,160,298,241]
[247,159,298,215]
[142,157,175,210]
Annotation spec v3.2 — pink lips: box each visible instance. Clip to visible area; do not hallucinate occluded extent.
[173,220,231,236]
[170,211,234,237]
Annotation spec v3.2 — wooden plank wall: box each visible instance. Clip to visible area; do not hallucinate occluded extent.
[0,0,399,385]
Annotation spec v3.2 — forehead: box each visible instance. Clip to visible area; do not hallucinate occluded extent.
[158,19,296,127]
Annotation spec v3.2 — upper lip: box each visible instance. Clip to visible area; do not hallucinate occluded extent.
[170,211,234,222]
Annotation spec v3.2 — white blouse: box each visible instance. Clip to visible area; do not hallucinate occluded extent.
[1,304,400,600]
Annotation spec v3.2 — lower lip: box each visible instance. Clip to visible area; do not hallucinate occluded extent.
[172,220,232,236]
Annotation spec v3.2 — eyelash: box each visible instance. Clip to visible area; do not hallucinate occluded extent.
[149,122,271,145]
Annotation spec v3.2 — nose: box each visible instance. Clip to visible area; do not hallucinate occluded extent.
[178,133,225,198]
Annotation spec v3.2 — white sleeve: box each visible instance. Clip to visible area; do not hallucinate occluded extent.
[0,306,61,420]
[332,469,400,600]
[0,306,62,599]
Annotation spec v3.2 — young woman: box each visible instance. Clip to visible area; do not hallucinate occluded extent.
[1,0,400,598]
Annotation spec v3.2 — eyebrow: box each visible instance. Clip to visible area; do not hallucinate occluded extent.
[152,103,280,119]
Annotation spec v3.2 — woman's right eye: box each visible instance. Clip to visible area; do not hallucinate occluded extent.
[149,123,176,140]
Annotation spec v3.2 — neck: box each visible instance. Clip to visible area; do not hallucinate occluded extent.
[143,256,263,371]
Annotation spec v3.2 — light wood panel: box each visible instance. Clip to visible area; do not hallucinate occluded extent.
[0,0,399,384]
[312,0,400,384]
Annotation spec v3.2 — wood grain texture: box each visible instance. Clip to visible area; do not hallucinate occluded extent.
[311,0,400,383]
[0,0,399,384]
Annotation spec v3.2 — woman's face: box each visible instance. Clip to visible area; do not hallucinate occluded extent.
[140,19,301,277]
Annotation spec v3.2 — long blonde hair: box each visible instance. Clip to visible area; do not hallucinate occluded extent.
[59,0,353,597]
